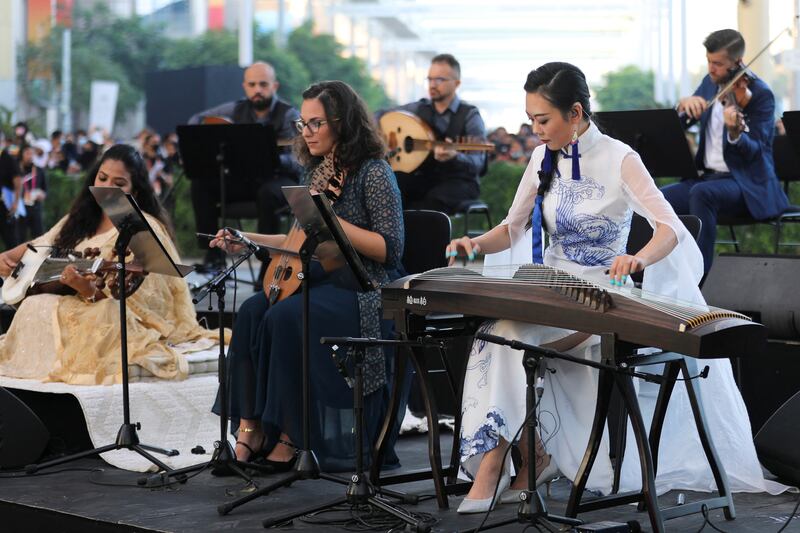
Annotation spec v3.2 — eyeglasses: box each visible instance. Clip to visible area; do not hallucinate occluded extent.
[426,76,455,86]
[294,118,338,134]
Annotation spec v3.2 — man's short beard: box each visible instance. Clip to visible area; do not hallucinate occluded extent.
[251,97,270,111]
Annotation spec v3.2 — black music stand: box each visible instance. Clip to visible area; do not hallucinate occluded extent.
[782,111,800,155]
[594,109,698,180]
[139,236,274,487]
[219,186,412,518]
[176,123,278,230]
[26,187,193,475]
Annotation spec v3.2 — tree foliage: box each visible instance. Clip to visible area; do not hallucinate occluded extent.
[594,65,663,111]
[286,23,390,111]
[19,3,166,119]
[17,4,390,124]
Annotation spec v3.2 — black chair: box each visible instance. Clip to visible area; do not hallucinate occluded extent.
[717,135,800,253]
[626,213,702,285]
[452,199,492,238]
[401,209,451,275]
[372,210,475,508]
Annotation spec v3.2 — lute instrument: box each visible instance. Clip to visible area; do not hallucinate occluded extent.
[262,155,343,304]
[379,110,494,173]
[2,246,146,306]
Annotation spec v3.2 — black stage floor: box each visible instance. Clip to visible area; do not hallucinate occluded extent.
[1,432,798,533]
[2,267,796,531]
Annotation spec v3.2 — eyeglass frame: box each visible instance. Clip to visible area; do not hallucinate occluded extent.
[426,76,456,85]
[294,118,340,134]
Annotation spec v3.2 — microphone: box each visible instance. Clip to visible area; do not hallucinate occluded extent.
[223,227,259,252]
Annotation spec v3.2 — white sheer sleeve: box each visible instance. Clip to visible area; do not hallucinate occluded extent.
[495,147,544,265]
[619,152,704,304]
[618,152,789,496]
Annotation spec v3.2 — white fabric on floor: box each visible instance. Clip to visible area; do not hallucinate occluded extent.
[0,372,230,472]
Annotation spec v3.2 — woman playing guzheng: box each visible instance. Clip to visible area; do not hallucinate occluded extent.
[446,62,782,514]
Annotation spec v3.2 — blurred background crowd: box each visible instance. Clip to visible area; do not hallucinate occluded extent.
[0,122,181,250]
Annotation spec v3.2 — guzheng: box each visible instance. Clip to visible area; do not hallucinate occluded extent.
[382,264,765,358]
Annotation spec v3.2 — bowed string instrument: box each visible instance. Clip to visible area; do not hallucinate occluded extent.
[680,27,793,130]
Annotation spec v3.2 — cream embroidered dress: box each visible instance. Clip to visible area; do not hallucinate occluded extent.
[461,123,784,495]
[0,214,219,385]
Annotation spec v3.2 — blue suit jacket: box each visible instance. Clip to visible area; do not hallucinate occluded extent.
[693,74,789,219]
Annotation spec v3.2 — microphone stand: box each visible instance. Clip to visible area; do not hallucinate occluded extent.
[139,242,273,487]
[259,336,438,531]
[472,332,663,532]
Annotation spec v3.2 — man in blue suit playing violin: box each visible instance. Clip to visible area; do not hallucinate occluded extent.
[662,28,789,275]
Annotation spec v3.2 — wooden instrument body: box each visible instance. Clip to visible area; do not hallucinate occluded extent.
[379,110,494,173]
[382,267,765,359]
[1,248,144,306]
[263,224,305,305]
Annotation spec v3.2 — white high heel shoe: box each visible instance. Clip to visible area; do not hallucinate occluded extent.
[457,469,511,514]
[500,455,560,504]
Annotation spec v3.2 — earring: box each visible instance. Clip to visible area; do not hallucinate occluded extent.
[571,129,578,144]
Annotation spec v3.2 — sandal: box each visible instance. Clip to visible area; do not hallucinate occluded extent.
[263,438,297,473]
[210,429,268,477]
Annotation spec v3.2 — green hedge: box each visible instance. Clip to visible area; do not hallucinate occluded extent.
[469,163,800,255]
[8,163,799,259]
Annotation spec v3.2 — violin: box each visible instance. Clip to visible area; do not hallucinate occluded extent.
[679,62,753,130]
[679,27,791,130]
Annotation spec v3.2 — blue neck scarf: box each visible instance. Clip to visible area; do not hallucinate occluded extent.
[531,139,581,264]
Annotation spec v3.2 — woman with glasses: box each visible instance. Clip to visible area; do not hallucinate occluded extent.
[208,80,404,474]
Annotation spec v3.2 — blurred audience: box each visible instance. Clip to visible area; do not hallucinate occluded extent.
[487,123,542,165]
[18,144,47,240]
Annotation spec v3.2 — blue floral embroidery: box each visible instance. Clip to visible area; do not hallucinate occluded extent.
[549,175,629,266]
[466,321,498,389]
[460,410,507,474]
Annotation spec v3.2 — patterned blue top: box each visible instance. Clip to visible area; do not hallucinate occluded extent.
[318,158,404,394]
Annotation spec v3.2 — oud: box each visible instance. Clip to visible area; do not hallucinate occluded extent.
[379,110,494,173]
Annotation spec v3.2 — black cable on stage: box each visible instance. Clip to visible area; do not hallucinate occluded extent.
[777,492,800,533]
[694,503,731,533]
[279,502,437,532]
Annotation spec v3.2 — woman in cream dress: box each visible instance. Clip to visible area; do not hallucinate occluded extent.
[0,144,218,385]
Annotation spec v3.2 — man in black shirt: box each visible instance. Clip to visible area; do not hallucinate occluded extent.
[188,62,301,269]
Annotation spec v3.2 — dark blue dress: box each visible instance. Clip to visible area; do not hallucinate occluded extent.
[220,158,404,471]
